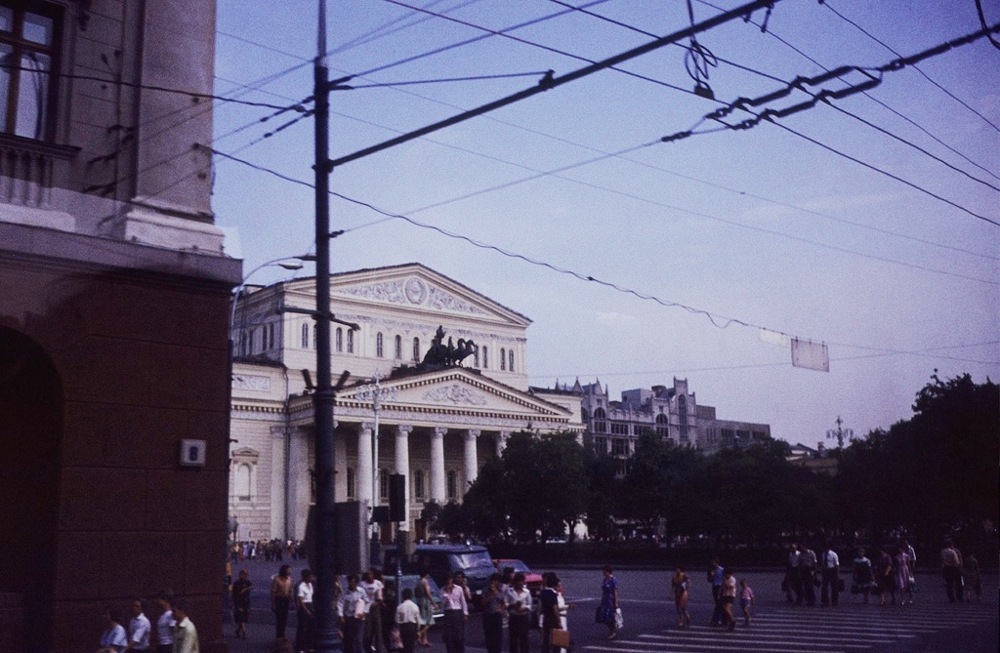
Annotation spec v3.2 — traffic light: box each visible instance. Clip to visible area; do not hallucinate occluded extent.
[389,474,406,522]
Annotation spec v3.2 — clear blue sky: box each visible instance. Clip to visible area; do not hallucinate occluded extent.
[211,0,1000,445]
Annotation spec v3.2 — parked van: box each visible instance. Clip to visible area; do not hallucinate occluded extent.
[384,543,495,606]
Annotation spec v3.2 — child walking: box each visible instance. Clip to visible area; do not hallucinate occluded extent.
[739,579,755,627]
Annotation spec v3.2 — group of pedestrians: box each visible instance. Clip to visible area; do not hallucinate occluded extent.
[98,591,198,653]
[481,569,570,653]
[703,559,754,631]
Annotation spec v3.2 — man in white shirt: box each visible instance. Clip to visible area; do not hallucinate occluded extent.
[337,574,369,653]
[154,591,175,653]
[798,545,818,606]
[360,569,387,653]
[170,599,199,653]
[395,588,421,653]
[125,599,151,651]
[820,545,841,607]
[503,573,532,653]
[440,574,469,653]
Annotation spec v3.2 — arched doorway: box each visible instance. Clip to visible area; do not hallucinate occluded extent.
[0,327,62,652]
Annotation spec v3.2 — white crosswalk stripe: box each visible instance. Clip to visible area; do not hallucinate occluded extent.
[580,600,996,653]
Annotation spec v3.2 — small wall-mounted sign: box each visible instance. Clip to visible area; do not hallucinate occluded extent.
[180,439,207,467]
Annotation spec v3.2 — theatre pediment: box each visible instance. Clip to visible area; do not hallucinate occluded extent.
[288,263,531,327]
[337,368,571,423]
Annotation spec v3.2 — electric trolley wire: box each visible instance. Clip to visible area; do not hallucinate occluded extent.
[823,0,1000,132]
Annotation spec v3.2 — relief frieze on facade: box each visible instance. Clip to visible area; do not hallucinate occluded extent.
[337,277,488,316]
[423,383,488,406]
[232,374,271,391]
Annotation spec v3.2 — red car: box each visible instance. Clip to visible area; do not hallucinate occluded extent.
[496,558,544,594]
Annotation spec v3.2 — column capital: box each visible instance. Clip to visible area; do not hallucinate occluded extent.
[396,424,413,436]
[433,426,448,437]
[360,421,375,432]
[465,429,481,440]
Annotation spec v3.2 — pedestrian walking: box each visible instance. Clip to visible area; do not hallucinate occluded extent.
[739,579,754,627]
[876,545,895,606]
[895,546,914,605]
[171,599,200,653]
[415,570,436,647]
[720,569,737,631]
[154,591,175,653]
[125,599,151,652]
[707,559,725,625]
[505,572,532,653]
[851,549,875,604]
[940,539,964,602]
[798,545,818,606]
[670,567,691,628]
[337,574,368,653]
[596,565,619,639]
[360,568,387,653]
[963,552,982,602]
[440,573,469,653]
[539,573,561,653]
[99,607,128,652]
[481,573,506,653]
[820,544,840,607]
[271,564,293,639]
[295,569,316,652]
[395,588,421,653]
[784,544,801,603]
[231,570,253,639]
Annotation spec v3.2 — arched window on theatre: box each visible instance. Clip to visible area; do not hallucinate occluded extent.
[500,348,506,370]
[336,327,343,352]
[482,346,488,369]
[376,332,384,358]
[394,335,402,359]
[413,337,420,362]
[301,323,309,348]
[508,349,514,372]
[447,470,457,501]
[473,345,479,368]
[347,328,354,353]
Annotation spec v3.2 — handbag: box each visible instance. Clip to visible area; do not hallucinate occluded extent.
[389,626,403,651]
[614,607,624,631]
[551,629,571,648]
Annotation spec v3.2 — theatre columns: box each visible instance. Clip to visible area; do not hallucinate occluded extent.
[464,429,480,488]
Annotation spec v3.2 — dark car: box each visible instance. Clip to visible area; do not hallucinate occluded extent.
[384,543,495,606]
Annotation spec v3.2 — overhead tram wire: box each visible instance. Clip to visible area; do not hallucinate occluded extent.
[547,0,1000,194]
[329,0,783,168]
[695,0,1000,183]
[659,23,1000,228]
[304,54,999,263]
[207,144,999,302]
[823,0,1000,132]
[541,339,1000,379]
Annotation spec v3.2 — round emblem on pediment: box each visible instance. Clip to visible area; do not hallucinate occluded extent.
[404,277,427,304]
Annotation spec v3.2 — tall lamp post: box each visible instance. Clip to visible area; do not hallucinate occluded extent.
[355,373,398,562]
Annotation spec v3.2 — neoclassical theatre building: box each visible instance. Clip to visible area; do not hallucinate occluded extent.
[229,263,583,542]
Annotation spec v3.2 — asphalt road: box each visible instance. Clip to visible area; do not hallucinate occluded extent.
[224,559,998,653]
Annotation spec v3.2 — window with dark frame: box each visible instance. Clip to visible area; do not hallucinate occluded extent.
[0,1,60,141]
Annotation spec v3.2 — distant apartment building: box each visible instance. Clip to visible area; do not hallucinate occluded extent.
[536,378,771,474]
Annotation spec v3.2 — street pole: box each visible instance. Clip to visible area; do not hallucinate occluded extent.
[313,1,337,650]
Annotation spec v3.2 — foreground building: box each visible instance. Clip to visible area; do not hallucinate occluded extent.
[1,1,238,650]
[229,264,582,543]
